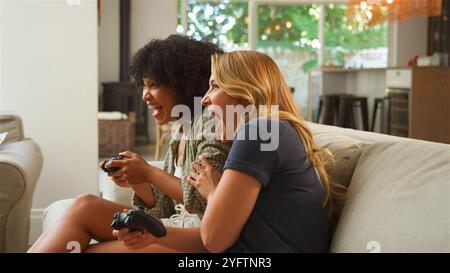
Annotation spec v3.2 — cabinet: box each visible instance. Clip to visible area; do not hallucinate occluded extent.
[410,67,450,144]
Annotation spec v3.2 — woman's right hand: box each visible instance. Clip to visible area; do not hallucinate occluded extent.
[99,160,131,188]
[112,210,157,250]
[113,228,156,250]
[100,151,155,187]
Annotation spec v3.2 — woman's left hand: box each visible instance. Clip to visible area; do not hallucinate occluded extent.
[188,154,222,200]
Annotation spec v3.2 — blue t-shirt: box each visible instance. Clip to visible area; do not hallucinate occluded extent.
[224,119,329,253]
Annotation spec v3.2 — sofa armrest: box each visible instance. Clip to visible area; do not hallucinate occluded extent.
[0,112,25,144]
[0,138,43,252]
[101,161,164,206]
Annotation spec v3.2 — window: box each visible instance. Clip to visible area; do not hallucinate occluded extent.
[324,3,388,68]
[179,0,249,51]
[257,4,320,117]
[178,0,388,120]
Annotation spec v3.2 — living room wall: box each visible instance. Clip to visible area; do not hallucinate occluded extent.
[0,0,99,241]
[388,16,428,67]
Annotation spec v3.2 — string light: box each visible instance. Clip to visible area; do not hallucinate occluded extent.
[347,0,442,26]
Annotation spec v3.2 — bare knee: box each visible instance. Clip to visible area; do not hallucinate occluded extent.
[71,194,102,212]
[57,194,102,229]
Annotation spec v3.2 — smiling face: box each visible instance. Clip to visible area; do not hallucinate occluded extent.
[142,77,178,125]
[201,75,241,141]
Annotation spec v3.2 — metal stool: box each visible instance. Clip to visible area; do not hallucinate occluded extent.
[338,96,369,131]
[371,98,383,132]
[316,94,341,125]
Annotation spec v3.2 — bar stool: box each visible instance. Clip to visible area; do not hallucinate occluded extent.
[316,94,341,125]
[338,96,369,131]
[371,98,383,132]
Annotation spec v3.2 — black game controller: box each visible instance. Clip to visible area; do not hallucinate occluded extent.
[111,208,167,237]
[102,155,124,173]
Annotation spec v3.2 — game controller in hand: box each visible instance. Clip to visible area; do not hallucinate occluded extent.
[101,155,125,173]
[111,208,167,238]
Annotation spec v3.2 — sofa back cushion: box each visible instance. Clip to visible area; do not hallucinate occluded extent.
[312,129,367,188]
[331,141,450,252]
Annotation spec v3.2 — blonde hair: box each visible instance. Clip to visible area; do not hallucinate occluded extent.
[211,50,346,222]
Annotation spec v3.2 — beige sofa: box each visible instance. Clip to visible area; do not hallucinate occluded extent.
[42,122,450,252]
[307,122,449,252]
[0,112,43,253]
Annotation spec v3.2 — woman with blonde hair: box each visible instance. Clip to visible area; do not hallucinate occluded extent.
[106,50,344,253]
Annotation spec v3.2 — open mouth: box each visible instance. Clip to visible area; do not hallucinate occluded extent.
[148,104,163,118]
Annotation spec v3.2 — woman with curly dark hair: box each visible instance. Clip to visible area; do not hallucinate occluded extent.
[28,35,231,253]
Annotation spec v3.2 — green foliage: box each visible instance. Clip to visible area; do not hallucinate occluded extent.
[185,0,248,47]
[257,4,319,52]
[183,1,387,71]
[324,4,387,66]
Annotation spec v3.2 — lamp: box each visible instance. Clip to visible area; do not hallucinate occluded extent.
[347,0,442,26]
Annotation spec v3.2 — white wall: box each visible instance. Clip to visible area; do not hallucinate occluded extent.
[388,16,428,67]
[0,0,99,241]
[130,0,177,56]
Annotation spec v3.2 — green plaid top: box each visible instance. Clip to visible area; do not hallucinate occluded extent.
[133,113,231,219]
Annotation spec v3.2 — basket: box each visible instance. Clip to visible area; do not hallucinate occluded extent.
[98,119,135,157]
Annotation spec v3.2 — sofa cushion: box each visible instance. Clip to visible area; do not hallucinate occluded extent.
[307,121,404,145]
[331,141,450,252]
[312,129,367,188]
[42,199,75,231]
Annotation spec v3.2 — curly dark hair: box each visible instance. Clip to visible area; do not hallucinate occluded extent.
[128,34,223,111]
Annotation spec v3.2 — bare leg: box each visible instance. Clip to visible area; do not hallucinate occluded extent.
[85,240,180,253]
[28,194,130,253]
